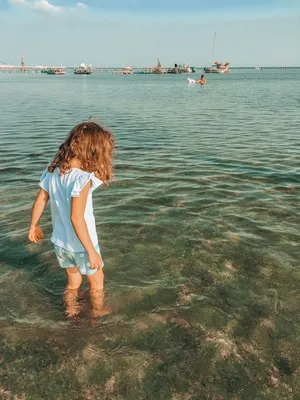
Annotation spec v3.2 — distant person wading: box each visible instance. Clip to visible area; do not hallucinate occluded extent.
[197,75,207,85]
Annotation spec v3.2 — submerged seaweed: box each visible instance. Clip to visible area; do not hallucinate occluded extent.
[1,70,300,399]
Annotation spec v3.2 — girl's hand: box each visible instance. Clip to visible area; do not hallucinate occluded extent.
[88,250,103,270]
[28,225,44,243]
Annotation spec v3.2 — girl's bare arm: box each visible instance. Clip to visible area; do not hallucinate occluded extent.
[28,188,49,242]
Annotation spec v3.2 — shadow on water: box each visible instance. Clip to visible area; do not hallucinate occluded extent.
[0,232,65,309]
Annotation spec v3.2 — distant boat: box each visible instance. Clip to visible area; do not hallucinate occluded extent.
[54,70,65,75]
[204,33,230,74]
[150,58,164,74]
[204,61,230,74]
[45,68,65,75]
[113,66,133,75]
[167,64,196,74]
[74,63,92,75]
[254,66,262,70]
[133,69,151,75]
[149,58,167,74]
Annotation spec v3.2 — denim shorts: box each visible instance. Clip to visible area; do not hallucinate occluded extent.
[54,244,103,276]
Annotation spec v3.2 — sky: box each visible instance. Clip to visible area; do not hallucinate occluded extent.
[0,0,299,67]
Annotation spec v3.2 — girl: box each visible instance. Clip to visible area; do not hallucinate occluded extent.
[28,121,114,316]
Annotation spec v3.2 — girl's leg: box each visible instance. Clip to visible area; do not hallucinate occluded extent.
[64,267,82,318]
[87,269,111,317]
[86,268,104,291]
[64,288,80,318]
[89,289,106,318]
[66,267,82,290]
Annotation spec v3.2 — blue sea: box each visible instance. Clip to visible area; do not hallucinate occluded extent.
[0,69,300,399]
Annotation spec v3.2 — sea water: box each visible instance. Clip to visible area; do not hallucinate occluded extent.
[0,69,300,399]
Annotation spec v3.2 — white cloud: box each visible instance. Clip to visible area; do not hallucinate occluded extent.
[77,2,87,9]
[9,0,87,16]
[32,0,62,15]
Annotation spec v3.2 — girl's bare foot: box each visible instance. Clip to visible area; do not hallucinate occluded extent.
[64,288,81,319]
[89,289,112,318]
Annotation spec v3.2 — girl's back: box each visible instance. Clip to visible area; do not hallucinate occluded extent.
[40,167,102,252]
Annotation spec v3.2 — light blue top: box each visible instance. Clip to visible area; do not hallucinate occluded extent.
[39,167,102,252]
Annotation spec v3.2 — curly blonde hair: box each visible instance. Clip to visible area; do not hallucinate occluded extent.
[48,122,114,184]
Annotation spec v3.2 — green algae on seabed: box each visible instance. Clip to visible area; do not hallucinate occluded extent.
[1,235,300,399]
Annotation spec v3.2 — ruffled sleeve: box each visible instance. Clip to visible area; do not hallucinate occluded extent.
[71,172,103,198]
[39,167,51,193]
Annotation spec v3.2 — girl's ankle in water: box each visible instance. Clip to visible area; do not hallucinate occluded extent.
[63,288,81,318]
[89,289,111,318]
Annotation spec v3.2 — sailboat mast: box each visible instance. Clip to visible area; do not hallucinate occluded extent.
[212,32,216,63]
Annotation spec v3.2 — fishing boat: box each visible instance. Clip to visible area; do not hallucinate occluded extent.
[113,66,133,75]
[204,61,230,74]
[74,63,92,75]
[167,64,196,74]
[45,68,65,75]
[149,58,167,74]
[204,33,230,74]
[133,69,152,75]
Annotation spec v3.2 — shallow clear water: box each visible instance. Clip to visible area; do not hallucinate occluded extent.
[1,69,300,399]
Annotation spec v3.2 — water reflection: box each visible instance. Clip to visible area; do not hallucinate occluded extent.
[63,288,81,319]
[63,288,112,320]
